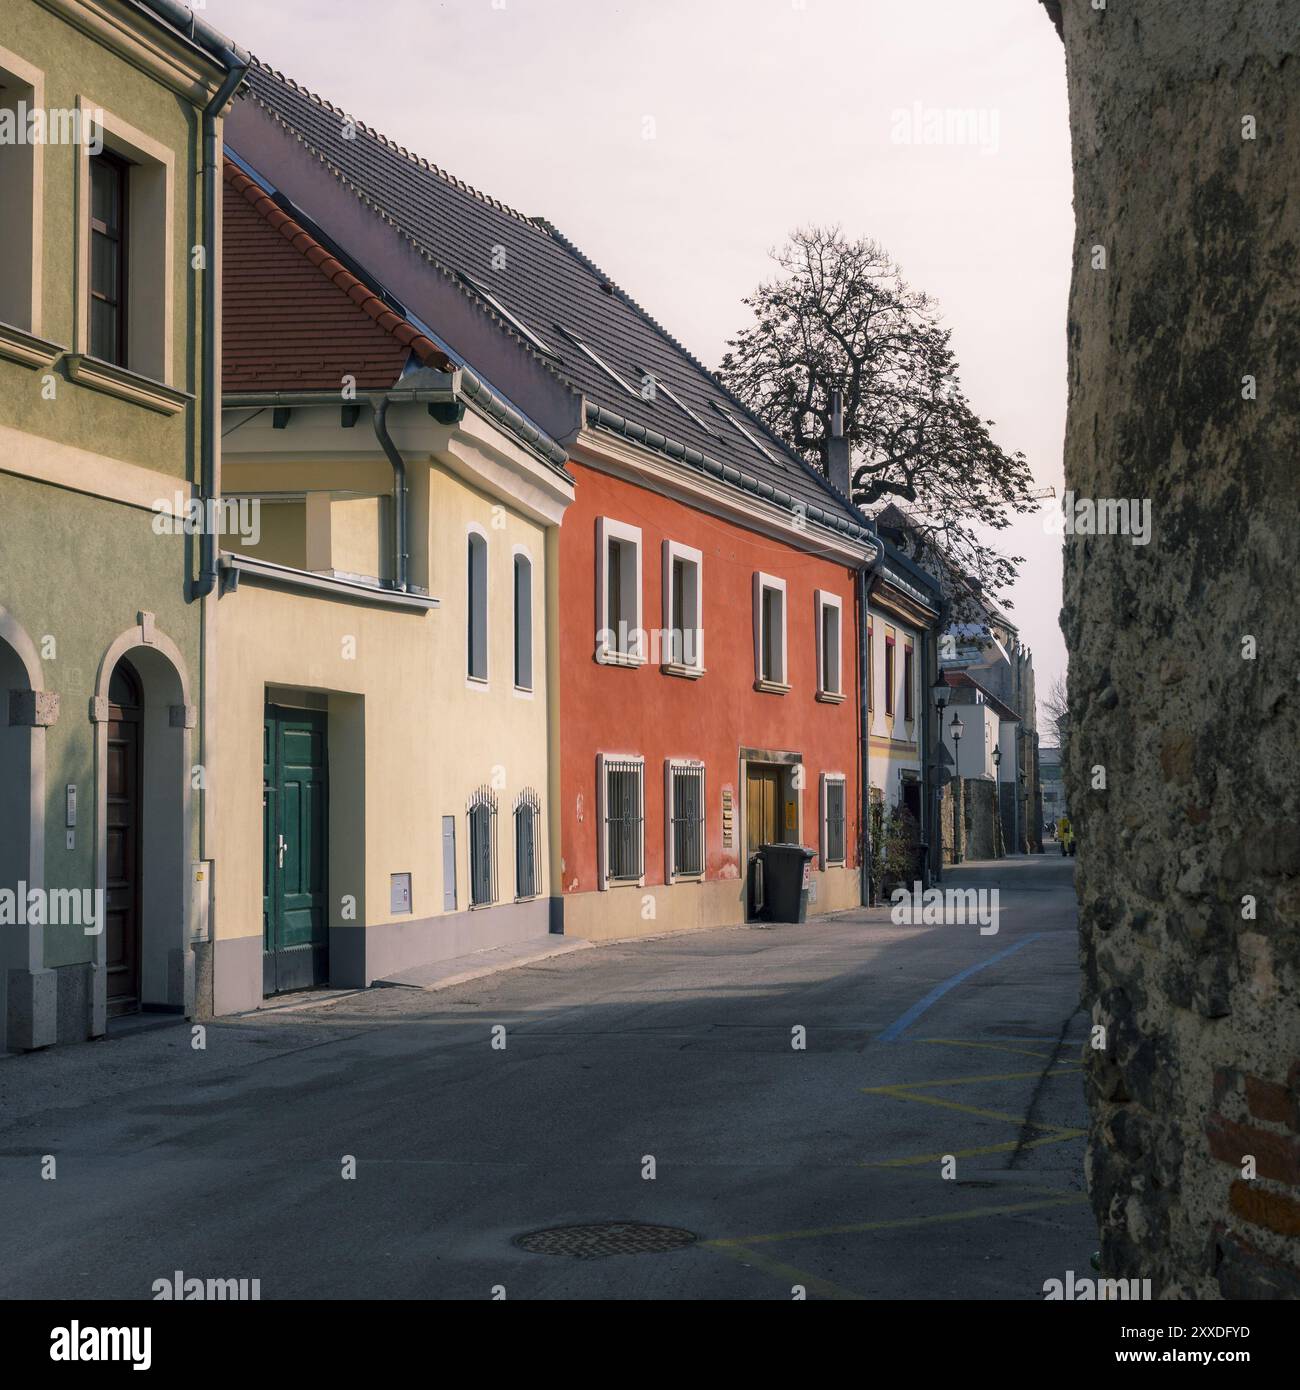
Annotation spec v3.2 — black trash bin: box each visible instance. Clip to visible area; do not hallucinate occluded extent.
[753,843,816,923]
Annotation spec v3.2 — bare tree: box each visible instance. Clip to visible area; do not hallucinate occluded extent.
[1041,672,1069,748]
[718,226,1038,608]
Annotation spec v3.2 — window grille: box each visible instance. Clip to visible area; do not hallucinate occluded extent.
[468,784,498,906]
[669,762,706,878]
[603,758,644,883]
[514,788,541,900]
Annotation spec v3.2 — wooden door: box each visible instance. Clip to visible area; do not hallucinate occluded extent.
[105,661,142,1016]
[746,765,782,854]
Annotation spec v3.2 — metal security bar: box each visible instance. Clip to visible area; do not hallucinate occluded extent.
[468,784,498,906]
[670,762,705,877]
[514,788,541,900]
[825,777,846,865]
[604,758,644,883]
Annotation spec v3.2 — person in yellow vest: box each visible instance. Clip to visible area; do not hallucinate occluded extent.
[1057,815,1074,856]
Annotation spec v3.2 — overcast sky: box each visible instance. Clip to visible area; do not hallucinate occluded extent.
[208,0,1073,724]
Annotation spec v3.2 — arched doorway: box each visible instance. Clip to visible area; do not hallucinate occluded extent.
[93,621,194,1025]
[105,658,143,1016]
[0,609,53,1052]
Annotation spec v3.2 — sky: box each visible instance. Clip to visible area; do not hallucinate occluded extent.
[206,0,1073,721]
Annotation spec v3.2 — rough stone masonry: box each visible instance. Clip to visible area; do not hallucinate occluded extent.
[1045,0,1300,1296]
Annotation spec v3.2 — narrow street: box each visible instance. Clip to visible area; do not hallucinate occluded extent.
[0,856,1090,1300]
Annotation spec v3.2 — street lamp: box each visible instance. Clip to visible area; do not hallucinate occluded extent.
[992,744,1002,771]
[950,712,964,864]
[932,674,949,714]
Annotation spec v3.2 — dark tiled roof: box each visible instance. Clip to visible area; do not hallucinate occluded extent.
[238,61,870,541]
[223,162,448,390]
[941,670,1021,724]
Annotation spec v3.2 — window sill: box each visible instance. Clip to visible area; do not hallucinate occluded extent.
[65,353,190,416]
[600,877,646,891]
[661,661,705,680]
[667,872,706,885]
[596,648,647,668]
[816,690,846,704]
[754,678,792,695]
[0,321,65,370]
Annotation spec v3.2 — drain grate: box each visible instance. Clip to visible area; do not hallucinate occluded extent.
[514,1222,697,1259]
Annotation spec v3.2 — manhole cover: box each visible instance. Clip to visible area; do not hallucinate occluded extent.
[514,1222,697,1259]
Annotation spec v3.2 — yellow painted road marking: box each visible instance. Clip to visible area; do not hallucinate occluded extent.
[864,1067,1081,1091]
[705,1194,1089,1249]
[704,1242,866,1300]
[866,1129,1086,1167]
[921,1037,1080,1062]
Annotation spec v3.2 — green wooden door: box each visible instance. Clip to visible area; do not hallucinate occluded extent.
[263,706,329,994]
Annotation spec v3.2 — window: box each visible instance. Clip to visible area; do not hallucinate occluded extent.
[662,540,703,674]
[514,789,541,899]
[815,590,844,700]
[72,103,177,398]
[904,642,915,722]
[666,760,706,880]
[467,529,488,682]
[554,324,637,396]
[457,271,555,357]
[753,572,788,690]
[821,773,847,868]
[884,631,896,716]
[599,755,644,887]
[712,401,779,463]
[0,49,42,345]
[596,517,643,664]
[468,785,498,906]
[635,366,714,435]
[89,151,128,366]
[867,619,874,714]
[513,551,533,690]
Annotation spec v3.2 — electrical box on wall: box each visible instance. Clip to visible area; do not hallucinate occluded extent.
[191,861,212,943]
[390,873,412,915]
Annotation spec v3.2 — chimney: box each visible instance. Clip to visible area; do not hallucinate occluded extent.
[827,389,851,499]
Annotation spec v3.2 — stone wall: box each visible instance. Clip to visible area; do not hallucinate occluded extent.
[1048,0,1300,1297]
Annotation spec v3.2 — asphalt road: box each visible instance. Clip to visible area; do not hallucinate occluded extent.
[0,854,1093,1300]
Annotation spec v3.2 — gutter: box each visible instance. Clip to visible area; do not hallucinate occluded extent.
[586,403,875,545]
[858,545,884,908]
[371,396,409,592]
[171,4,250,600]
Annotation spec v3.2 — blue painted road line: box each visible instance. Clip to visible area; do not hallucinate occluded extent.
[876,933,1045,1042]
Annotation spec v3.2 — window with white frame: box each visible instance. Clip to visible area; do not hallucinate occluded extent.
[662,540,703,673]
[0,49,42,343]
[815,590,844,700]
[467,529,488,682]
[753,572,788,690]
[468,784,498,906]
[514,788,541,899]
[599,754,644,887]
[821,773,847,868]
[665,760,706,880]
[903,641,915,722]
[884,630,896,716]
[513,550,533,690]
[74,103,175,389]
[596,517,643,664]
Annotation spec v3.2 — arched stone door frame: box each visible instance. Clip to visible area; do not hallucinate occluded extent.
[90,612,194,1032]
